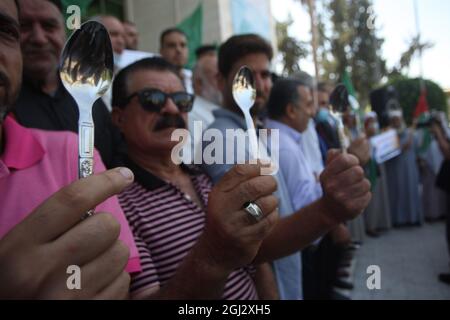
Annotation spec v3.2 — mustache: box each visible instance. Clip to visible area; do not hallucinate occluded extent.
[256,90,265,98]
[22,45,57,56]
[153,115,186,132]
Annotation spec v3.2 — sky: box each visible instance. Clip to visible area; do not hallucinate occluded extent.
[270,0,450,89]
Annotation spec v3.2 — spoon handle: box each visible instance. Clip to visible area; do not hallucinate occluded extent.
[335,113,349,153]
[78,112,95,179]
[244,113,259,161]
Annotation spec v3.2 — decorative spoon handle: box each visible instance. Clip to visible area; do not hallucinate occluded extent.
[78,110,95,179]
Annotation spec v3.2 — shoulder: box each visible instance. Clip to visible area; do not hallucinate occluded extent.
[31,128,78,151]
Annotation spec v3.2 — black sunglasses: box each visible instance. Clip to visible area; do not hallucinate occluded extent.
[123,88,194,113]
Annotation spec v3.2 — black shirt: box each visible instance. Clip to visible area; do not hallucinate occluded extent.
[13,78,125,168]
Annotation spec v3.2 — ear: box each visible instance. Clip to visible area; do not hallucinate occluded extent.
[111,107,124,130]
[217,73,226,93]
[193,76,202,95]
[286,103,297,120]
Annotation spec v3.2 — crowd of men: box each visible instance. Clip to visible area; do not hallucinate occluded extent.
[0,0,449,300]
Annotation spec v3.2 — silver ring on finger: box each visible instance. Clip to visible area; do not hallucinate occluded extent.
[243,202,264,222]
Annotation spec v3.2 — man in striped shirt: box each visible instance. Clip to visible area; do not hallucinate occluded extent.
[111,57,371,300]
[111,57,279,299]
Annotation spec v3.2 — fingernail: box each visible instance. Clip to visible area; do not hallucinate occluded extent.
[119,167,134,181]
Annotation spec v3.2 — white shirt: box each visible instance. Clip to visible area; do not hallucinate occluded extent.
[182,69,194,94]
[302,119,325,177]
[188,96,220,159]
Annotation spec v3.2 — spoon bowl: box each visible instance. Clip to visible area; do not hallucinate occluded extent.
[232,66,258,160]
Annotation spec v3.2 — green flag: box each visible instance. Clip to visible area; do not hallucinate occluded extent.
[342,70,356,97]
[177,3,203,69]
[61,0,93,18]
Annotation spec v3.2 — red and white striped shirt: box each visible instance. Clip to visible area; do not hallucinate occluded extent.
[119,159,258,300]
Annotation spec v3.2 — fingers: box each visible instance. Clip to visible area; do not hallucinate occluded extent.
[229,175,278,211]
[215,164,264,192]
[332,178,371,203]
[94,272,131,300]
[326,149,342,166]
[237,195,279,225]
[80,240,130,296]
[322,152,360,177]
[321,166,366,195]
[51,213,122,268]
[26,168,134,243]
[245,209,279,240]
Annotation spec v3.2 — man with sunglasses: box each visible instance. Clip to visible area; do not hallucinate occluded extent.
[201,34,372,300]
[111,57,280,299]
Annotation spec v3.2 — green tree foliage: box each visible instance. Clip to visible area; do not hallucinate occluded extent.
[327,0,386,107]
[389,35,434,78]
[276,17,309,76]
[388,77,448,125]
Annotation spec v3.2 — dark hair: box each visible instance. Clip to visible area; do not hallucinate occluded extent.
[317,81,331,93]
[112,57,181,108]
[195,44,217,59]
[218,34,273,77]
[160,27,187,47]
[266,78,308,119]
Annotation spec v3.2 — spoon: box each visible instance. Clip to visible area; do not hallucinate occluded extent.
[60,21,114,180]
[329,84,351,151]
[232,66,258,160]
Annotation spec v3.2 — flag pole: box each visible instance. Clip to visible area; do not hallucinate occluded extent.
[413,0,425,90]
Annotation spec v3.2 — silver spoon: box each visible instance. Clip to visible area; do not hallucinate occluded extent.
[329,84,351,151]
[60,21,114,180]
[232,66,258,160]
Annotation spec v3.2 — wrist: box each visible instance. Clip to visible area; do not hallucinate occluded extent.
[193,233,235,276]
[316,198,341,228]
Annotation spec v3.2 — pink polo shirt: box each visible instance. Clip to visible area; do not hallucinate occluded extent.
[0,116,141,273]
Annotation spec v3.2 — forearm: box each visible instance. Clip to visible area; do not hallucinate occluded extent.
[139,235,232,300]
[252,263,279,300]
[254,199,337,263]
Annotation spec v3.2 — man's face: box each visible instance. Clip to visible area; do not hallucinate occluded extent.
[194,55,222,105]
[365,118,377,137]
[160,32,188,68]
[0,0,22,120]
[293,86,314,133]
[390,116,402,130]
[318,90,330,110]
[101,16,125,55]
[221,53,272,116]
[343,111,356,129]
[112,69,188,155]
[19,0,65,80]
[123,23,138,50]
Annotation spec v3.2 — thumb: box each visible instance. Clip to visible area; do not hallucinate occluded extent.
[326,149,342,166]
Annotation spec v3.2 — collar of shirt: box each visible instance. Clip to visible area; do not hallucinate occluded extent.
[0,116,45,174]
[265,118,303,145]
[212,108,266,131]
[124,157,204,191]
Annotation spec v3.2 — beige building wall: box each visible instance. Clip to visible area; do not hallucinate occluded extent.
[124,0,276,56]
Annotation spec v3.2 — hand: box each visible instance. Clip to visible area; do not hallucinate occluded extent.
[202,164,279,272]
[0,168,135,300]
[347,135,371,166]
[319,150,372,224]
[330,224,352,246]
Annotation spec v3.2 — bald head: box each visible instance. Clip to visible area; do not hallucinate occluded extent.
[193,54,222,105]
[96,15,125,55]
